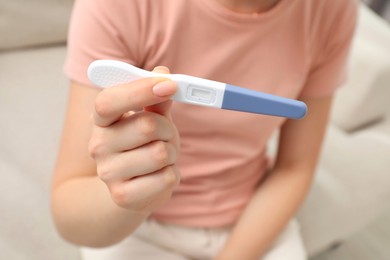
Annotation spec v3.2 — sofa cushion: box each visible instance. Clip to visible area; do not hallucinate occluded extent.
[298,123,390,256]
[0,46,80,260]
[0,0,74,50]
[330,5,390,132]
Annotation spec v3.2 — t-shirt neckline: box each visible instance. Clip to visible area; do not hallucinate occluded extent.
[197,0,291,23]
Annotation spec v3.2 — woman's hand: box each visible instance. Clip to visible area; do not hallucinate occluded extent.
[89,66,180,214]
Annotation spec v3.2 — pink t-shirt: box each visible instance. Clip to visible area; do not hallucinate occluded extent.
[65,0,357,227]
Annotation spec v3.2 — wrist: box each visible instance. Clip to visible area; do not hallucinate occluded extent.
[215,248,258,260]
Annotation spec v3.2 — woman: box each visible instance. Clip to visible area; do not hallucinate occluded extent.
[51,0,357,259]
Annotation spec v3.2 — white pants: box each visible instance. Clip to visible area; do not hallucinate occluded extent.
[81,219,306,260]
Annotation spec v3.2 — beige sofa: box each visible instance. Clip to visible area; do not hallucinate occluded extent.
[1,1,389,259]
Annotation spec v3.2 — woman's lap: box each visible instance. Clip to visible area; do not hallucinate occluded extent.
[81,219,306,260]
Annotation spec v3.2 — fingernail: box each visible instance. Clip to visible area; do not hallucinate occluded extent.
[153,66,170,74]
[152,81,177,97]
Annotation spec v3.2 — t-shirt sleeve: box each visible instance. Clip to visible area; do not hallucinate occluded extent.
[64,0,142,87]
[300,0,358,98]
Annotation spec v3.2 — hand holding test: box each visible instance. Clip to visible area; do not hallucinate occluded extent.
[88,60,307,119]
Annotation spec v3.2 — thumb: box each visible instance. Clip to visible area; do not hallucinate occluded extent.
[145,66,176,118]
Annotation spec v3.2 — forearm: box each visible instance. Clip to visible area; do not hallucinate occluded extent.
[217,166,314,259]
[51,176,149,247]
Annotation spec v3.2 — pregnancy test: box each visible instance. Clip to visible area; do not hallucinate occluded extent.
[88,60,307,119]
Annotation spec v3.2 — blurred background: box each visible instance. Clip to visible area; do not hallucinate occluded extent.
[0,1,389,260]
[364,0,390,21]
[312,2,390,260]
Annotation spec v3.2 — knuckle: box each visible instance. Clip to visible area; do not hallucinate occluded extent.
[96,162,112,183]
[137,114,158,137]
[110,185,130,207]
[88,134,106,159]
[151,141,170,167]
[163,167,178,188]
[162,120,176,140]
[94,92,112,118]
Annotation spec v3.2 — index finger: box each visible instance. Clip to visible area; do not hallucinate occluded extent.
[93,77,177,127]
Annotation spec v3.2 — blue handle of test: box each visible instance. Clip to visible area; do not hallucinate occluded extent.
[222,84,307,119]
